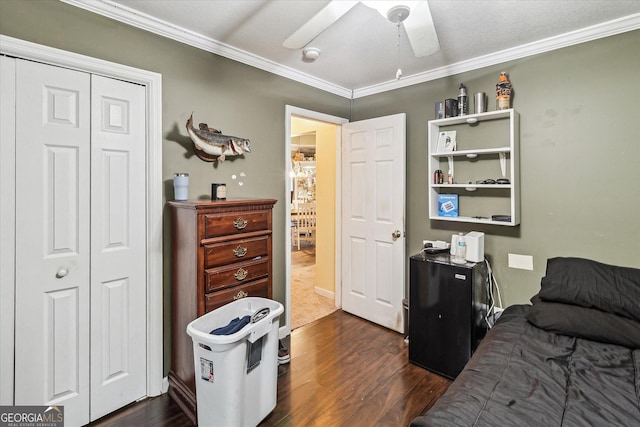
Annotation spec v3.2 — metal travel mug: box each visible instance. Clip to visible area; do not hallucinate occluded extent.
[474,92,487,114]
[173,173,189,201]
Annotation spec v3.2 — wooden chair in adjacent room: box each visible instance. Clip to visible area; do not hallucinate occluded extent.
[293,203,316,250]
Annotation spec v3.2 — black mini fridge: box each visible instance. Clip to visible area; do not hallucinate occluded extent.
[408,252,488,379]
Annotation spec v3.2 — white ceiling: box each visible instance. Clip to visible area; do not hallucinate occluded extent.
[63,0,640,98]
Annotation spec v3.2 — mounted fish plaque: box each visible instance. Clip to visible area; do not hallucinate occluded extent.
[186,113,251,162]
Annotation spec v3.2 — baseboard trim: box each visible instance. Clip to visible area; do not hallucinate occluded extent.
[314,287,335,300]
[168,371,197,425]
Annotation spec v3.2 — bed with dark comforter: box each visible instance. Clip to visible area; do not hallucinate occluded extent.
[411,257,640,427]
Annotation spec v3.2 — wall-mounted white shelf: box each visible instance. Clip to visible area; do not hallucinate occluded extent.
[431,147,511,157]
[428,109,520,226]
[432,184,512,189]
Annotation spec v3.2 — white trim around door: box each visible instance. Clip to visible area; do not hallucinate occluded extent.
[0,35,164,401]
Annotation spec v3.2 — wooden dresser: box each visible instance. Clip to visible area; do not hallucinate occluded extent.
[167,199,277,423]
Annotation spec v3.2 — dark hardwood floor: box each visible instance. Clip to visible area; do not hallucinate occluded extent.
[89,310,450,426]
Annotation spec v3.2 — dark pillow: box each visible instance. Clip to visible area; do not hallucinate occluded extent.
[538,257,640,322]
[527,296,640,349]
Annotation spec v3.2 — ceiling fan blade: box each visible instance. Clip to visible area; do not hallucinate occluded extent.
[283,0,359,49]
[403,1,440,57]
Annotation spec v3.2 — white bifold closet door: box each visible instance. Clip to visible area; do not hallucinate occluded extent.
[13,59,146,426]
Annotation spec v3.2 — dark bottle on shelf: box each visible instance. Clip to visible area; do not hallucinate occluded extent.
[458,83,468,116]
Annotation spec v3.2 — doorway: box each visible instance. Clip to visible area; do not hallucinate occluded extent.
[283,109,406,337]
[284,107,348,336]
[289,118,336,329]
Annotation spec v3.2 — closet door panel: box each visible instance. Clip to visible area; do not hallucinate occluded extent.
[14,60,91,427]
[90,75,147,421]
[46,288,81,397]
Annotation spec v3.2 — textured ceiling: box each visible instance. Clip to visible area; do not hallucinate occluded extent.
[64,0,640,97]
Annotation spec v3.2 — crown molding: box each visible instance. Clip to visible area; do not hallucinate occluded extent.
[353,13,640,98]
[60,1,639,100]
[60,0,353,98]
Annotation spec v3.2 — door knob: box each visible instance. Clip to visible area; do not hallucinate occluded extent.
[392,230,402,241]
[56,268,68,278]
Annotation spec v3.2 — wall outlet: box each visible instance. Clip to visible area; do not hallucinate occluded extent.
[508,253,534,270]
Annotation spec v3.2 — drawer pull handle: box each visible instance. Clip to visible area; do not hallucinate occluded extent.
[233,290,248,300]
[234,268,248,280]
[233,245,248,257]
[233,218,248,230]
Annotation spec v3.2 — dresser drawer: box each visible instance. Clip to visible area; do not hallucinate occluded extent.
[204,257,269,293]
[204,236,269,268]
[204,278,270,313]
[203,211,269,238]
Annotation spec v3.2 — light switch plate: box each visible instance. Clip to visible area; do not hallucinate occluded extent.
[508,253,533,270]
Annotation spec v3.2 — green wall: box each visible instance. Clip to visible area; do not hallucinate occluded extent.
[0,0,351,376]
[2,0,639,375]
[352,30,640,305]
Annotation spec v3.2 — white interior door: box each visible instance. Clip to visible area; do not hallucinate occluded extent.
[341,114,406,333]
[14,60,92,426]
[90,75,147,420]
[12,60,147,425]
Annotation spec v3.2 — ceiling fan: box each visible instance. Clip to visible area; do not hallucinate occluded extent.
[283,1,440,58]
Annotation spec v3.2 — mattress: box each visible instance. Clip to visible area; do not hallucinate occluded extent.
[410,304,640,426]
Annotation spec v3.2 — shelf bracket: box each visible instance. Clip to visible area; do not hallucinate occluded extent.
[499,152,507,177]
